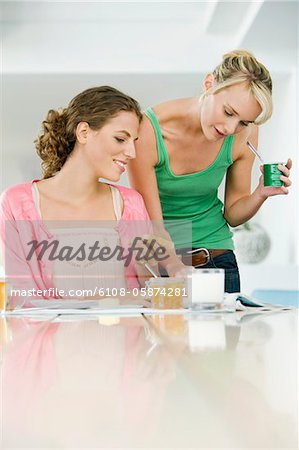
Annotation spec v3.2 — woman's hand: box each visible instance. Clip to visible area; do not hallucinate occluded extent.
[257,158,292,199]
[133,234,182,279]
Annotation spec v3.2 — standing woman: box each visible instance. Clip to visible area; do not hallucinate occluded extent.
[128,50,292,293]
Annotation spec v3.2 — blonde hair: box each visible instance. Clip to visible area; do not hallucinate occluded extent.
[204,49,273,125]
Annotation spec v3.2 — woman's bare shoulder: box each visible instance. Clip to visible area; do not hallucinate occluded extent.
[152,97,194,123]
[232,124,259,161]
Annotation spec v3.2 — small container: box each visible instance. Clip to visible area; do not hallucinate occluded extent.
[191,268,225,310]
[263,163,284,187]
[146,277,185,309]
[0,278,8,314]
[0,279,24,312]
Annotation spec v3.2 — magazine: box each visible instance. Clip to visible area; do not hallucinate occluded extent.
[234,293,292,311]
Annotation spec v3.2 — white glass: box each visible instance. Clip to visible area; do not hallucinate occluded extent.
[191,268,225,310]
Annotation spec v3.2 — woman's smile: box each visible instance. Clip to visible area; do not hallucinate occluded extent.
[214,127,226,138]
[113,159,127,172]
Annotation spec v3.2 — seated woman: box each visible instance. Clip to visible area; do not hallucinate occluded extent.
[0,86,156,303]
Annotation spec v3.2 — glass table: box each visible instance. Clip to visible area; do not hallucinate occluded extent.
[0,307,297,448]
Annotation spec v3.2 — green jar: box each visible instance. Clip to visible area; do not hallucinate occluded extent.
[263,163,283,187]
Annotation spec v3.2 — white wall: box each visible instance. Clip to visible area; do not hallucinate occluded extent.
[238,263,299,294]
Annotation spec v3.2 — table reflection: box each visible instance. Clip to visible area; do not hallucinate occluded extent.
[0,310,297,448]
[1,315,179,448]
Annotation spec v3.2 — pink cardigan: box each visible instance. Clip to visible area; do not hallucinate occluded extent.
[0,180,151,298]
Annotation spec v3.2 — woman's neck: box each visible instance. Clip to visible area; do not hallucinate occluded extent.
[40,150,107,204]
[188,96,204,135]
[157,97,204,136]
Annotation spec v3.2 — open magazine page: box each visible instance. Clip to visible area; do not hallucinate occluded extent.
[222,292,293,312]
[233,294,293,311]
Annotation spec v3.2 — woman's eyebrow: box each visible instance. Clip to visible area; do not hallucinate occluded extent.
[115,130,131,137]
[226,104,255,123]
[115,129,139,140]
[225,103,239,115]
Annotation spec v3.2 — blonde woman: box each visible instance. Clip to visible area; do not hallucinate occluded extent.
[128,50,292,292]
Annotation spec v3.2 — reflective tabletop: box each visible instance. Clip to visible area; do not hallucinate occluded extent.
[0,309,298,449]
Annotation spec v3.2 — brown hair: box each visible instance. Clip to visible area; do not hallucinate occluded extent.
[35,86,143,178]
[203,49,273,125]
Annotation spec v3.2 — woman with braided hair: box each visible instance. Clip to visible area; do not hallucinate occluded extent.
[0,86,155,301]
[128,50,292,292]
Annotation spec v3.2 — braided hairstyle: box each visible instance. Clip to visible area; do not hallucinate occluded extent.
[35,86,142,178]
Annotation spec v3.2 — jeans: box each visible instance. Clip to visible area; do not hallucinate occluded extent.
[160,250,240,293]
[194,250,240,293]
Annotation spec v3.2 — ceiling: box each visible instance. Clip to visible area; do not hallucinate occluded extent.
[1,1,298,73]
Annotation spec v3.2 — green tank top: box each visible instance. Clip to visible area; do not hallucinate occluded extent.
[145,107,235,250]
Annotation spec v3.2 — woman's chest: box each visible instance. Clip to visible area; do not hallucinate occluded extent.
[162,130,223,175]
[40,197,117,222]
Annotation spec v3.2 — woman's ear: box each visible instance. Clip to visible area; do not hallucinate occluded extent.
[76,122,89,144]
[202,73,215,92]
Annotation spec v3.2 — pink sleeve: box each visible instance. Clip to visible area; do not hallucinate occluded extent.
[0,191,33,287]
[0,190,54,301]
[116,187,153,289]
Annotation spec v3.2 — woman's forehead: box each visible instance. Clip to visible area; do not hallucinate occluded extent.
[219,84,261,118]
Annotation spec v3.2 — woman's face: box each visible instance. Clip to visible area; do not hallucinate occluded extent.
[84,111,140,181]
[200,82,262,141]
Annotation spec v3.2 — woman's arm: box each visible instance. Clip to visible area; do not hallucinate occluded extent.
[128,114,163,221]
[0,190,51,306]
[127,115,185,276]
[224,126,292,227]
